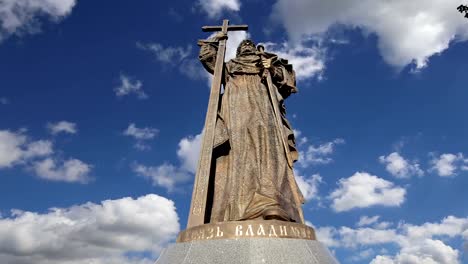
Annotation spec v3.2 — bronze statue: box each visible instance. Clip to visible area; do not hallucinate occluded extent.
[186,20,305,229]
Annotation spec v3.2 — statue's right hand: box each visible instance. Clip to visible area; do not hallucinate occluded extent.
[214,32,228,41]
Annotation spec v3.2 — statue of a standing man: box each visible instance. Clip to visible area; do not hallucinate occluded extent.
[198,32,305,224]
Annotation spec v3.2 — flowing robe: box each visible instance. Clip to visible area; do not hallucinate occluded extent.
[199,40,305,224]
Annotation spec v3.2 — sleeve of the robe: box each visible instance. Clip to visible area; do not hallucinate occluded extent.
[270,60,300,163]
[198,38,230,149]
[198,39,219,74]
[270,60,298,100]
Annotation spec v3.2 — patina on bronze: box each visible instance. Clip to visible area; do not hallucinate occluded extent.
[184,19,311,241]
[187,20,249,228]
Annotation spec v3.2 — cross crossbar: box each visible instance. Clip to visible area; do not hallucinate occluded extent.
[202,24,248,32]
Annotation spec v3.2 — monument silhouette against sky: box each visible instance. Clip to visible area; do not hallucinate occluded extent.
[156,19,339,264]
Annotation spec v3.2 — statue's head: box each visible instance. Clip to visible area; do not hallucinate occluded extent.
[236,39,256,57]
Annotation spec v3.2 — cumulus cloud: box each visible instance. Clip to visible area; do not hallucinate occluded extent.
[137,42,191,64]
[176,133,202,173]
[294,172,322,201]
[357,215,381,227]
[0,194,179,264]
[0,0,76,42]
[430,152,466,177]
[329,172,406,212]
[0,129,92,183]
[379,152,424,178]
[133,131,202,191]
[47,121,77,135]
[133,163,191,192]
[124,123,158,140]
[114,73,147,99]
[33,158,92,183]
[123,123,159,151]
[339,226,400,248]
[292,129,308,146]
[371,239,460,264]
[138,41,206,81]
[262,41,326,80]
[0,130,52,168]
[196,0,240,18]
[272,0,468,71]
[320,215,468,264]
[138,30,249,84]
[372,239,460,264]
[224,31,249,62]
[297,138,345,168]
[315,226,340,248]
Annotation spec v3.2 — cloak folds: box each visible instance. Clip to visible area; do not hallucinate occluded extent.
[199,41,304,224]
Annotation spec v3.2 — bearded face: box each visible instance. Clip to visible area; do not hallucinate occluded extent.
[237,40,256,57]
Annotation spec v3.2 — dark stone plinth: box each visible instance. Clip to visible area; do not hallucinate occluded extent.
[155,238,339,264]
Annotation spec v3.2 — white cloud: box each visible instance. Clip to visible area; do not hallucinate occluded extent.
[23,140,53,159]
[0,97,8,104]
[262,41,326,80]
[123,123,159,150]
[350,248,375,263]
[33,158,92,183]
[329,172,406,212]
[138,42,206,81]
[372,239,460,264]
[379,152,424,178]
[298,138,344,168]
[339,226,400,248]
[0,194,179,264]
[0,129,91,183]
[134,131,202,191]
[403,215,468,240]
[176,132,202,174]
[114,73,147,99]
[316,226,340,247]
[292,129,308,146]
[0,0,76,42]
[357,215,381,227]
[137,42,191,64]
[133,163,191,192]
[138,31,248,84]
[319,215,468,264]
[272,0,468,71]
[430,153,465,177]
[0,130,52,168]
[225,31,249,62]
[123,124,158,140]
[47,121,77,135]
[294,172,322,201]
[196,0,240,18]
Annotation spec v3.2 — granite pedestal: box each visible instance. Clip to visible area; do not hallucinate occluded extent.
[155,238,338,264]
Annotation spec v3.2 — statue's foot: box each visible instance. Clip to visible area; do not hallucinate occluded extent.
[262,208,290,221]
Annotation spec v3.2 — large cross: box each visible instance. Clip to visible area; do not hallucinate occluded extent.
[187,20,248,228]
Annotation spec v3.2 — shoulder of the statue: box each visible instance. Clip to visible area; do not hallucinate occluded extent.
[263,51,293,71]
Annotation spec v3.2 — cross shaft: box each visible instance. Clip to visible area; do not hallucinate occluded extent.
[187,19,248,228]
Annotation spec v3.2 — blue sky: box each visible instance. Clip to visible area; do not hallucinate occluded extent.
[1,0,468,263]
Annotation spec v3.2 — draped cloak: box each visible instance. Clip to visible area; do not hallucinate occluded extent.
[199,40,305,224]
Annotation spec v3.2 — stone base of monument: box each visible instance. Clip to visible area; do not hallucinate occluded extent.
[155,220,338,264]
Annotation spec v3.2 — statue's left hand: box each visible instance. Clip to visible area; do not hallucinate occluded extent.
[261,58,272,69]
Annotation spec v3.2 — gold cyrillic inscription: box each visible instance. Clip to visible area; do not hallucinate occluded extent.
[268,225,278,237]
[257,224,266,236]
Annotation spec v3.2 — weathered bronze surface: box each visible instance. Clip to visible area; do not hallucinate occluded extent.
[177,220,316,243]
[186,19,305,231]
[187,20,249,228]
